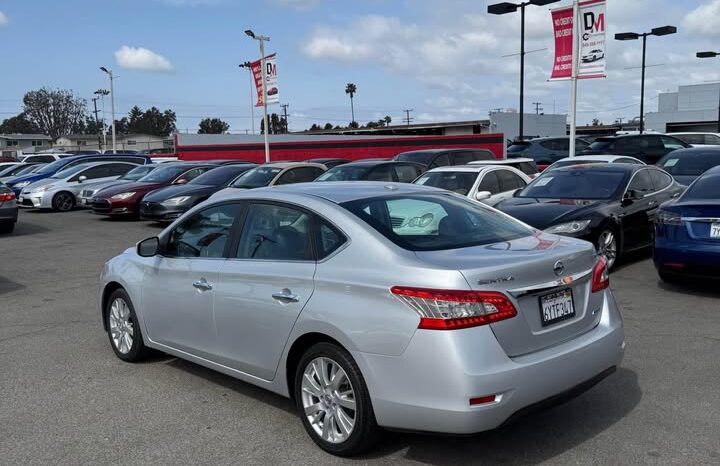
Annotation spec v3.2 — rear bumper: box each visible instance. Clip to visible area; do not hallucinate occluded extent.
[654,240,720,279]
[0,204,18,222]
[354,290,625,434]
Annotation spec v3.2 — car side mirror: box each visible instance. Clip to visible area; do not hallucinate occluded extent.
[137,237,160,257]
[78,175,87,183]
[174,178,189,185]
[623,189,641,205]
[475,190,492,201]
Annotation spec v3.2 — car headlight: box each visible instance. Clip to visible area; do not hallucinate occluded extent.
[407,213,434,228]
[39,185,55,192]
[545,220,592,235]
[14,181,30,188]
[110,192,136,201]
[162,196,192,206]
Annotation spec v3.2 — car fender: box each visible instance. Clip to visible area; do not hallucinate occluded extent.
[99,250,148,332]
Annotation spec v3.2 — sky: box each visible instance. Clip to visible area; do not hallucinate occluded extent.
[1,0,719,134]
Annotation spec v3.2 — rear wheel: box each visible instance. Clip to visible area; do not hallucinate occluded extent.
[105,289,151,362]
[294,342,380,456]
[52,191,75,212]
[596,229,619,270]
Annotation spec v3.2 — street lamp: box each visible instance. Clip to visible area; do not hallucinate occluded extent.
[94,89,109,151]
[246,29,271,163]
[239,61,256,135]
[99,67,117,153]
[615,26,677,134]
[696,51,720,133]
[488,0,561,142]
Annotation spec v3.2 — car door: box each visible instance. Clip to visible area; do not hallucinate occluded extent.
[620,169,655,249]
[213,202,317,380]
[173,166,211,185]
[141,203,243,359]
[493,169,528,206]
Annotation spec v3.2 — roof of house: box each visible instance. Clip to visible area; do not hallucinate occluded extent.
[0,134,51,140]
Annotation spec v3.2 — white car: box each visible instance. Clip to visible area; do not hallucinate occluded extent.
[666,132,720,147]
[413,165,531,206]
[582,49,604,62]
[17,153,69,164]
[545,155,645,171]
[18,161,139,211]
[468,157,540,178]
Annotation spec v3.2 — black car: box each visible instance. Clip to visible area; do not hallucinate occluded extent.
[507,137,591,168]
[393,148,494,168]
[315,160,426,183]
[495,164,685,269]
[0,181,18,233]
[656,147,720,186]
[305,158,351,169]
[582,134,690,164]
[140,163,257,222]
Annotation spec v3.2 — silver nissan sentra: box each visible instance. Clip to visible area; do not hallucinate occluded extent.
[99,181,625,456]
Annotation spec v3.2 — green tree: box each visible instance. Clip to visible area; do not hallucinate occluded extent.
[384,115,392,126]
[22,88,87,139]
[309,123,320,131]
[83,116,104,135]
[345,83,357,126]
[198,118,230,134]
[125,106,177,137]
[260,113,288,134]
[324,123,334,130]
[0,113,40,134]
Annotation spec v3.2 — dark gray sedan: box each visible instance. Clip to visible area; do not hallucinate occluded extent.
[0,181,18,233]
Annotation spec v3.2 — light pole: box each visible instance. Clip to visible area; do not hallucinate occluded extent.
[488,0,560,142]
[245,29,271,163]
[99,67,117,153]
[94,89,109,151]
[91,96,102,150]
[615,26,677,134]
[239,61,256,135]
[696,51,720,133]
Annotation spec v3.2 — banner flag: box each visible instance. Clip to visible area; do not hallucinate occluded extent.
[251,53,279,107]
[550,0,606,81]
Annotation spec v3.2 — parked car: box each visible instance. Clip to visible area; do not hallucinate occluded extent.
[654,166,720,282]
[394,148,495,168]
[413,165,530,206]
[78,164,159,207]
[656,147,720,185]
[0,163,47,183]
[0,162,21,172]
[221,163,327,192]
[21,153,68,164]
[545,155,645,172]
[468,157,540,178]
[316,161,425,183]
[103,150,140,155]
[581,134,690,164]
[100,182,624,456]
[140,164,257,222]
[0,181,18,234]
[582,48,605,62]
[5,154,152,197]
[17,162,139,211]
[91,163,216,217]
[305,158,351,169]
[507,138,591,169]
[495,164,685,269]
[666,132,720,146]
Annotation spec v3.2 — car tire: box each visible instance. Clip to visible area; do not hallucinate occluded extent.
[0,221,14,234]
[52,191,76,212]
[596,228,620,270]
[104,288,151,362]
[294,342,380,457]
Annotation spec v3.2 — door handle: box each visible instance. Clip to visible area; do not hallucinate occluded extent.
[192,278,213,291]
[272,289,300,303]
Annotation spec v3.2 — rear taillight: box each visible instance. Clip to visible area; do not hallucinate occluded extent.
[591,256,610,293]
[656,210,682,225]
[0,192,15,202]
[390,286,518,330]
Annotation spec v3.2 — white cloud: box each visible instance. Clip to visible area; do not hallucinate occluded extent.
[115,46,174,72]
[0,11,8,26]
[683,0,720,36]
[274,0,320,10]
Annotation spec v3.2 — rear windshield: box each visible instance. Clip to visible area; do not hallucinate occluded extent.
[658,152,720,176]
[414,172,478,195]
[190,165,253,186]
[519,169,627,199]
[316,165,371,181]
[138,165,189,183]
[394,152,434,165]
[589,139,615,151]
[341,194,530,251]
[121,165,156,181]
[683,175,720,199]
[230,166,282,188]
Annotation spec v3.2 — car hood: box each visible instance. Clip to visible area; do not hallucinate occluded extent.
[6,173,47,186]
[496,197,605,230]
[143,184,217,202]
[83,179,134,194]
[95,181,166,199]
[23,178,57,191]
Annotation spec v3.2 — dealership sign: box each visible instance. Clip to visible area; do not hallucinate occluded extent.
[251,53,279,106]
[550,0,606,80]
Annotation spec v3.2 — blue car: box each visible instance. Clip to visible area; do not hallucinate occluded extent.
[654,166,720,282]
[5,154,151,197]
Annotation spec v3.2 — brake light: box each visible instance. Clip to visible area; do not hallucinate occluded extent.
[591,256,610,293]
[0,192,15,202]
[656,210,682,225]
[390,286,517,330]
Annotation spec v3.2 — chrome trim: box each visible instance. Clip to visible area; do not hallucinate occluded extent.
[508,268,593,298]
[682,217,720,223]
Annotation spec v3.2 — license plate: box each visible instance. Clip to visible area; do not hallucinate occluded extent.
[711,223,720,239]
[539,289,575,327]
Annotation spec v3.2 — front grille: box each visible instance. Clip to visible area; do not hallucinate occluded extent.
[391,216,405,228]
[91,198,111,210]
[21,199,34,207]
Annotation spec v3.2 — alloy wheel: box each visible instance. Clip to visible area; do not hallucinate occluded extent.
[54,193,74,211]
[597,230,618,269]
[108,297,134,354]
[301,357,357,444]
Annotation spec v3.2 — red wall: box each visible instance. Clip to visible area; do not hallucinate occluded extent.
[176,133,506,162]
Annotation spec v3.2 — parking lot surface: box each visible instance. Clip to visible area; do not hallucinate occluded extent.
[1,210,719,465]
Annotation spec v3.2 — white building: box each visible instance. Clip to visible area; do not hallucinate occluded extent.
[54,133,174,152]
[0,134,51,158]
[645,83,720,132]
[489,111,567,141]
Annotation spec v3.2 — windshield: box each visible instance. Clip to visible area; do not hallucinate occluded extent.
[658,152,720,177]
[394,152,434,165]
[0,165,22,177]
[548,160,597,170]
[51,164,89,179]
[190,165,252,186]
[683,174,720,199]
[138,165,189,183]
[121,165,156,181]
[519,168,627,199]
[316,165,371,181]
[414,172,478,195]
[37,158,72,174]
[230,166,282,188]
[341,194,530,251]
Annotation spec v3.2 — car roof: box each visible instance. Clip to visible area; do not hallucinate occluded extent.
[262,162,327,169]
[555,155,642,162]
[552,163,642,174]
[335,160,425,168]
[660,147,720,156]
[423,165,502,173]
[395,148,484,154]
[469,158,534,164]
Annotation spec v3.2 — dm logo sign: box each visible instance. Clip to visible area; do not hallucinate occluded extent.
[582,11,605,40]
[577,0,607,79]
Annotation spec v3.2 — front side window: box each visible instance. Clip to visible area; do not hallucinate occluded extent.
[231,166,283,188]
[477,171,501,194]
[367,165,394,181]
[429,153,450,168]
[496,169,526,191]
[451,152,473,165]
[661,136,687,150]
[394,165,422,183]
[175,167,209,183]
[415,171,478,195]
[165,204,241,258]
[236,204,311,261]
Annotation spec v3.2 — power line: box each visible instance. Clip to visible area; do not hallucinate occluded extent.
[403,109,414,126]
[280,103,289,133]
[532,102,543,115]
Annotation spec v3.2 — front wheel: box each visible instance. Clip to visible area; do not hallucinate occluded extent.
[596,229,619,270]
[294,343,380,456]
[105,289,151,362]
[52,191,75,212]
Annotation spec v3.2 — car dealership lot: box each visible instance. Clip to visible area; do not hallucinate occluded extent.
[1,210,719,465]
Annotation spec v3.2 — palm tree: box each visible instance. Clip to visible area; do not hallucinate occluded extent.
[384,115,392,126]
[345,83,357,125]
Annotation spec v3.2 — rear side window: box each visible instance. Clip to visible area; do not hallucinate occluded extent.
[628,170,654,195]
[450,152,473,165]
[661,136,687,150]
[367,165,394,181]
[429,153,449,168]
[394,164,422,183]
[517,162,539,175]
[316,221,346,259]
[236,203,311,261]
[649,169,673,191]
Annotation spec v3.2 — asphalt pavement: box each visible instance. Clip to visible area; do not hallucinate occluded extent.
[1,209,718,465]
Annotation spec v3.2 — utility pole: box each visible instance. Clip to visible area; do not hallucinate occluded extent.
[403,109,414,126]
[94,89,109,152]
[99,67,116,153]
[533,102,543,115]
[91,96,102,150]
[280,103,289,133]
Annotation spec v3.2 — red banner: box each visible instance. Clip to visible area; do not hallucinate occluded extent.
[250,53,278,107]
[250,58,264,107]
[550,6,574,80]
